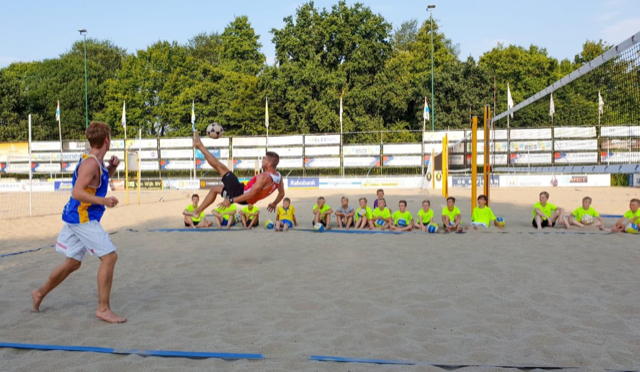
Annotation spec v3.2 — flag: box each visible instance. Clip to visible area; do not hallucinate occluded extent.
[265,98,269,129]
[549,93,555,118]
[191,101,195,131]
[598,91,604,115]
[55,101,60,122]
[121,101,126,129]
[507,83,514,118]
[423,97,430,121]
[339,96,343,126]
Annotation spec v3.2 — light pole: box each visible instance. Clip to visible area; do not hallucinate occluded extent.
[427,5,435,131]
[78,29,88,128]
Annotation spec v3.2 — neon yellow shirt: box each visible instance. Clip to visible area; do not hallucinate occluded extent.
[372,207,391,222]
[623,209,640,221]
[242,206,259,220]
[313,204,331,215]
[392,210,413,226]
[277,206,296,222]
[472,206,497,225]
[185,204,205,222]
[215,204,237,221]
[572,206,599,222]
[442,206,461,221]
[532,202,557,220]
[417,209,434,224]
[355,206,373,221]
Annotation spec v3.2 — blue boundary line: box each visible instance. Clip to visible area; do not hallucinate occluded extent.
[309,355,577,369]
[0,342,263,360]
[0,244,53,259]
[149,229,243,232]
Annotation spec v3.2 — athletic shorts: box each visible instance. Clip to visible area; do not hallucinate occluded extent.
[185,220,201,227]
[312,220,327,227]
[471,222,488,228]
[532,218,554,228]
[282,220,293,228]
[221,172,245,201]
[56,221,116,262]
[221,218,235,226]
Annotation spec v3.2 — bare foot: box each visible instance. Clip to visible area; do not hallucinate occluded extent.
[31,290,43,312]
[193,130,203,149]
[96,308,127,323]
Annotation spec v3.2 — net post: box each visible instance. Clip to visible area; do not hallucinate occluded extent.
[442,134,448,198]
[483,105,490,204]
[471,116,478,216]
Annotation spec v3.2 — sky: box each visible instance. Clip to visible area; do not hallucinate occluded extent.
[1,0,639,68]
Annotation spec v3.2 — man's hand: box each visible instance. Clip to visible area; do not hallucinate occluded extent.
[108,156,120,169]
[104,196,119,208]
[267,202,277,213]
[218,199,231,208]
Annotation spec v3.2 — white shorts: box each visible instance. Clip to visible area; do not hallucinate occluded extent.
[471,222,488,228]
[56,221,116,261]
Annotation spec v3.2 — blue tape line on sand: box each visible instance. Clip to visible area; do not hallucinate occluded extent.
[149,228,242,232]
[0,244,53,259]
[294,228,406,234]
[0,342,263,360]
[601,214,623,218]
[310,355,416,365]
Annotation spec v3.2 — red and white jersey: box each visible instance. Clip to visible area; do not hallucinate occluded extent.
[243,171,281,204]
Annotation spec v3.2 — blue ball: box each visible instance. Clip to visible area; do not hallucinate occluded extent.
[397,219,407,227]
[376,219,385,226]
[427,224,438,233]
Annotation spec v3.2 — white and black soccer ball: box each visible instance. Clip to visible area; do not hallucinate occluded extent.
[206,123,224,139]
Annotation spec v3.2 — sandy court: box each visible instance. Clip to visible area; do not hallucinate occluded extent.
[1,186,640,371]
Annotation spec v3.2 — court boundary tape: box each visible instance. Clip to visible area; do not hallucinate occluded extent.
[0,244,54,259]
[0,342,263,360]
[149,228,244,232]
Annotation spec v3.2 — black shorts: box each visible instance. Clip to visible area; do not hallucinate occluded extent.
[221,172,245,202]
[312,219,327,227]
[185,220,200,227]
[532,218,554,228]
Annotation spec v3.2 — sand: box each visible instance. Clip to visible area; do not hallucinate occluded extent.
[1,186,640,371]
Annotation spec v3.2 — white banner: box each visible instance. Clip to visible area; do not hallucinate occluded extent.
[277,158,303,169]
[140,161,160,171]
[501,174,610,187]
[233,159,259,169]
[269,147,303,157]
[509,128,552,140]
[304,146,340,156]
[233,148,266,157]
[31,141,61,151]
[160,160,194,170]
[554,140,598,151]
[105,151,125,160]
[553,152,598,164]
[383,156,421,166]
[343,145,379,156]
[30,152,60,161]
[554,127,596,138]
[423,131,465,142]
[509,153,552,164]
[6,163,30,173]
[234,137,266,146]
[465,130,508,141]
[343,156,379,168]
[138,150,159,159]
[383,144,422,155]
[466,154,508,166]
[267,135,303,146]
[601,126,640,137]
[64,141,87,151]
[159,138,193,148]
[305,157,340,168]
[601,152,640,163]
[128,139,158,149]
[62,152,83,161]
[201,137,230,147]
[32,163,61,172]
[161,149,195,159]
[304,135,341,145]
[197,159,229,170]
[466,142,509,153]
[510,141,553,152]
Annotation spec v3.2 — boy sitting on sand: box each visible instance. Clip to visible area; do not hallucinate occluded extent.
[213,204,237,229]
[532,191,568,230]
[276,197,297,232]
[334,196,355,229]
[471,194,503,230]
[568,196,605,230]
[390,200,413,232]
[372,198,392,230]
[610,198,640,233]
[355,198,374,230]
[240,203,260,230]
[441,197,463,232]
[414,200,434,232]
[312,196,333,229]
[183,194,212,228]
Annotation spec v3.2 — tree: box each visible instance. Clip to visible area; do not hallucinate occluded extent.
[220,16,265,75]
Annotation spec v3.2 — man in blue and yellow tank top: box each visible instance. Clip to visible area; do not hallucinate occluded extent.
[31,122,126,323]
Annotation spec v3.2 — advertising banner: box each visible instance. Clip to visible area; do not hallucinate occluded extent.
[233,137,266,147]
[554,127,596,138]
[510,141,552,152]
[500,174,610,187]
[32,163,61,173]
[159,138,193,148]
[601,139,640,151]
[383,144,422,155]
[509,153,552,165]
[54,180,73,191]
[423,131,465,142]
[465,154,508,166]
[201,137,230,147]
[161,149,195,159]
[304,146,340,156]
[601,152,640,163]
[601,126,640,137]
[304,135,341,145]
[451,175,500,188]
[343,156,380,168]
[63,141,87,151]
[31,141,62,151]
[140,179,163,190]
[200,178,222,189]
[553,152,598,164]
[160,160,194,170]
[233,159,259,170]
[277,158,303,169]
[343,145,379,156]
[194,149,230,159]
[554,140,598,151]
[304,157,340,168]
[319,178,362,189]
[510,128,552,140]
[382,156,422,167]
[233,148,266,157]
[138,150,159,159]
[287,178,319,189]
[268,147,303,157]
[267,135,303,146]
[196,160,229,170]
[465,142,509,153]
[62,152,83,161]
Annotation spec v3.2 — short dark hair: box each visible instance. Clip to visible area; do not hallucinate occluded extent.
[422,200,431,205]
[447,197,456,203]
[582,196,592,202]
[478,194,487,202]
[631,198,640,204]
[378,198,386,205]
[192,194,199,199]
[376,189,384,194]
[265,151,279,167]
[540,191,550,198]
[399,200,407,206]
[86,121,111,148]
[284,197,291,202]
[318,196,325,201]
[359,197,367,203]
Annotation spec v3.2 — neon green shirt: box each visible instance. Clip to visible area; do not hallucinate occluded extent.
[417,209,434,224]
[372,207,391,223]
[215,204,237,221]
[532,202,557,220]
[355,206,373,221]
[313,204,331,216]
[623,209,640,221]
[392,210,413,226]
[242,205,259,220]
[472,206,497,225]
[185,204,205,222]
[442,206,461,221]
[572,206,599,222]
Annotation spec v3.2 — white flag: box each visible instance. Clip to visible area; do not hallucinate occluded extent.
[265,98,269,129]
[598,91,604,115]
[191,101,195,131]
[423,97,430,121]
[55,101,60,122]
[339,97,343,126]
[507,83,514,119]
[549,93,555,118]
[121,101,126,129]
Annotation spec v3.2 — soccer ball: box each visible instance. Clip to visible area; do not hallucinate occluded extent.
[313,223,325,232]
[496,217,505,227]
[427,224,438,233]
[625,223,639,234]
[358,209,366,217]
[581,214,594,225]
[397,219,407,227]
[375,219,385,227]
[206,123,224,139]
[264,219,274,229]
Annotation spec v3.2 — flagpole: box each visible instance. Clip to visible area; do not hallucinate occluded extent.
[123,102,128,206]
[28,114,33,217]
[57,101,63,175]
[191,100,196,181]
[422,97,426,176]
[340,95,344,178]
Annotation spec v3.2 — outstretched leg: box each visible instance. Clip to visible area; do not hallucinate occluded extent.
[186,185,223,216]
[194,130,230,176]
[32,258,82,312]
[95,252,126,323]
